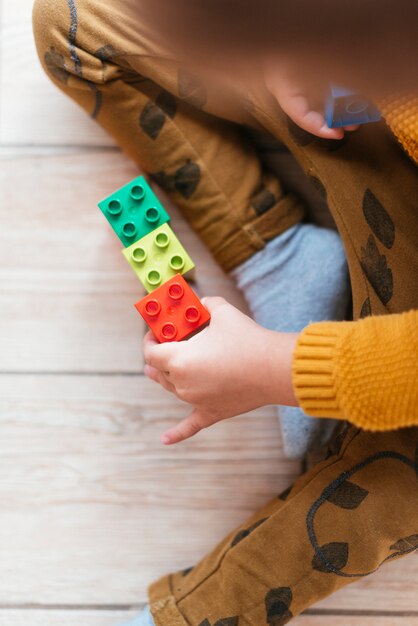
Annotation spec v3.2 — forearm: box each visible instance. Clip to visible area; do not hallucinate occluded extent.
[292,310,418,430]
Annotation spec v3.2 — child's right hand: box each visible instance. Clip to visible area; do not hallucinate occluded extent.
[143,297,299,444]
[264,62,359,140]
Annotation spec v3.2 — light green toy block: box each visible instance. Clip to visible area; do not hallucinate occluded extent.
[122,223,195,292]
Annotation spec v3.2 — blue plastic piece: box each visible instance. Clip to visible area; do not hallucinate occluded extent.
[326,85,381,129]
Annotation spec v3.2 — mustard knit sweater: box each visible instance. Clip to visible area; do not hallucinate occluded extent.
[293,102,418,431]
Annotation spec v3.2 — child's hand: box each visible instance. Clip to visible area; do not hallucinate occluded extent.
[264,63,359,140]
[143,297,298,445]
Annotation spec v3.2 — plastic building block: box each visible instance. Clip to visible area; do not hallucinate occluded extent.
[98,175,170,247]
[326,85,381,129]
[135,274,211,342]
[122,223,195,292]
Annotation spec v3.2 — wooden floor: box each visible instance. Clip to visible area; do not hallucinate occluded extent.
[0,1,417,624]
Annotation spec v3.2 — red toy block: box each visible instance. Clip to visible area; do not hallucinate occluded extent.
[135,274,210,343]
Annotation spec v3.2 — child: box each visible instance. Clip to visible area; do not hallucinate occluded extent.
[33,0,352,459]
[33,1,418,625]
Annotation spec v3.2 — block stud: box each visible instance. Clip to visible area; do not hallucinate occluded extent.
[108,199,122,215]
[144,299,161,317]
[155,231,170,249]
[345,98,369,114]
[130,184,145,200]
[147,269,162,287]
[131,247,147,263]
[122,222,138,239]
[170,255,185,271]
[161,322,177,340]
[145,207,160,223]
[185,306,201,324]
[168,282,184,300]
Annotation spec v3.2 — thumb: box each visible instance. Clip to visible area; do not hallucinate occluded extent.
[161,410,206,445]
[200,296,229,315]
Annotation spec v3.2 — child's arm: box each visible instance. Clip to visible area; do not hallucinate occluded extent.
[145,303,418,443]
[143,297,298,444]
[293,309,418,431]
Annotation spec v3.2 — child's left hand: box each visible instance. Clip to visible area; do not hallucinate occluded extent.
[264,62,359,139]
[143,297,298,445]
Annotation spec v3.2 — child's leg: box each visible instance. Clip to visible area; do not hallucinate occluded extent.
[147,426,418,625]
[231,222,351,458]
[33,0,350,457]
[145,83,418,626]
[32,0,303,272]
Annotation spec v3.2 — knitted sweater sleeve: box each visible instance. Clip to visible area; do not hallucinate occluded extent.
[292,310,418,430]
[380,96,418,166]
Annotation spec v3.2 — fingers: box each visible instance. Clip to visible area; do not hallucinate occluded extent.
[144,364,176,393]
[267,75,345,140]
[143,331,176,370]
[143,298,229,367]
[199,297,232,329]
[200,296,228,313]
[161,410,205,445]
[143,330,159,357]
[291,106,344,140]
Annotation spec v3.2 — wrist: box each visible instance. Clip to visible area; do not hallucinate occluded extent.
[261,329,299,407]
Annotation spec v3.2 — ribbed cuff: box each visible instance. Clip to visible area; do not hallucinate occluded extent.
[292,322,350,419]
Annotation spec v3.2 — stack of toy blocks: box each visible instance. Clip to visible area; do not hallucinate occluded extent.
[326,85,381,128]
[98,176,210,342]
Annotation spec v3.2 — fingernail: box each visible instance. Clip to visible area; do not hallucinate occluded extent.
[161,434,171,445]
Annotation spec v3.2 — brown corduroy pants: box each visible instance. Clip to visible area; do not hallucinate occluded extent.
[33,1,418,624]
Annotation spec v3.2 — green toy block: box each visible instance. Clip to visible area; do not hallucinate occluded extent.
[122,223,195,292]
[98,175,170,247]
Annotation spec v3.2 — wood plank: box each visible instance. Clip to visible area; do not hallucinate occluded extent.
[0,151,245,373]
[0,146,119,158]
[0,611,417,626]
[0,374,296,604]
[0,609,138,626]
[0,374,417,611]
[0,0,112,146]
[0,152,144,372]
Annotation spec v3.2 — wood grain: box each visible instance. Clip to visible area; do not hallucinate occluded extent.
[0,373,416,610]
[0,151,245,373]
[0,0,112,147]
[0,610,137,626]
[0,152,144,372]
[0,374,295,604]
[0,610,417,626]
